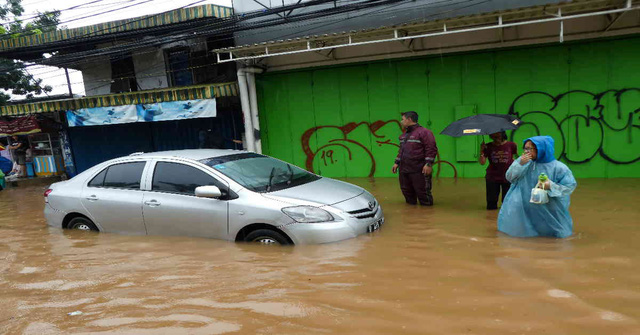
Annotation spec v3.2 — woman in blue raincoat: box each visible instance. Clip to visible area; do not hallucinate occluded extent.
[498,136,577,238]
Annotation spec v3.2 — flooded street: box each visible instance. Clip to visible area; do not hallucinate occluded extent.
[1,178,639,334]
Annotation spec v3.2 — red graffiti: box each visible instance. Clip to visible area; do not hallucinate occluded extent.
[301,120,457,178]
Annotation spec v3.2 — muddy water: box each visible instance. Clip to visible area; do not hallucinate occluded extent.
[0,178,639,335]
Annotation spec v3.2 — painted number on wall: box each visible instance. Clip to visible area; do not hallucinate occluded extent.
[321,150,336,166]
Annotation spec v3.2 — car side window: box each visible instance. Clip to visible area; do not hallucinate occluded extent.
[152,162,223,196]
[88,168,107,187]
[98,162,146,189]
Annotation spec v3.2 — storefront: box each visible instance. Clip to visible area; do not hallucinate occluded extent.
[0,82,242,177]
[0,115,65,178]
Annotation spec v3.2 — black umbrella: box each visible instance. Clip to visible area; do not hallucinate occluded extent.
[440,114,521,137]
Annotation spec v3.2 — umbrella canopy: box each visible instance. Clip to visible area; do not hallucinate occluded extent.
[440,114,521,137]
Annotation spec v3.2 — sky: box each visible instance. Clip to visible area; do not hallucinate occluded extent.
[7,0,232,100]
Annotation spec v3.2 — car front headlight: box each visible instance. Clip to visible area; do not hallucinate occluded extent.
[282,206,335,223]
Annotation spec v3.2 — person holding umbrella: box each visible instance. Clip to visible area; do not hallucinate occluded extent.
[479,131,518,210]
[440,113,521,209]
[392,111,438,206]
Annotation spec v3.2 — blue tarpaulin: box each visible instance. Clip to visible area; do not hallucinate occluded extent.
[67,108,241,173]
[66,99,217,127]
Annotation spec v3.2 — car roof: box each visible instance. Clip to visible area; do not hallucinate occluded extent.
[131,149,250,161]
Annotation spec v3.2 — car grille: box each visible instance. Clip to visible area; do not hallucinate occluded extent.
[347,201,378,219]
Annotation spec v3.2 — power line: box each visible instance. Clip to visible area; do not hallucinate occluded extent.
[0,0,109,25]
[34,0,427,81]
[62,0,178,24]
[6,0,211,77]
[8,0,390,92]
[18,0,488,99]
[10,0,486,83]
[14,0,473,79]
[43,0,466,68]
[0,0,337,68]
[29,0,401,66]
[18,0,52,6]
[0,0,158,39]
[1,0,210,43]
[274,0,487,40]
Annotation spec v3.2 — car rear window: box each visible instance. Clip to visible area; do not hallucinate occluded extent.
[89,162,146,189]
[88,168,107,187]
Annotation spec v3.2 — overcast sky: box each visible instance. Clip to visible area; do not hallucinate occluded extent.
[8,0,232,100]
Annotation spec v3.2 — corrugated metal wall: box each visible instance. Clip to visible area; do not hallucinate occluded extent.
[257,37,640,178]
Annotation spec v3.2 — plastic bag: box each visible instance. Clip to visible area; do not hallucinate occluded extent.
[530,181,549,204]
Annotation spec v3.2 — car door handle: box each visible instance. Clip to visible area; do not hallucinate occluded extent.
[144,200,161,207]
[86,195,98,201]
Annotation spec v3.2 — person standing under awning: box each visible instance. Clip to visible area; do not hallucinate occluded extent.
[392,111,438,206]
[8,135,28,179]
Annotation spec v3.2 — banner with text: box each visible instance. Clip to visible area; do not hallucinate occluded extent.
[0,115,41,136]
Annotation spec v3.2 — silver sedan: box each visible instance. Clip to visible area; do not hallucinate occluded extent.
[44,150,384,245]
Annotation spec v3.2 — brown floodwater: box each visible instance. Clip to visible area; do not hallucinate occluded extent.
[1,178,639,335]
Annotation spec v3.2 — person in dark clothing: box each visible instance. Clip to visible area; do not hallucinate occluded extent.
[8,135,28,178]
[479,131,518,210]
[392,111,439,206]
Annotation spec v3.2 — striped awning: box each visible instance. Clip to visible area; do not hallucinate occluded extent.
[0,4,233,51]
[0,82,238,116]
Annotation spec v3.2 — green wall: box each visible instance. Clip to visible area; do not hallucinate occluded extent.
[257,37,640,178]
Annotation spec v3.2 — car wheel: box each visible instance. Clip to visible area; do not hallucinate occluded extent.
[244,229,290,245]
[68,217,99,231]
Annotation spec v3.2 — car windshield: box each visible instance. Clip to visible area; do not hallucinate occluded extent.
[200,153,320,193]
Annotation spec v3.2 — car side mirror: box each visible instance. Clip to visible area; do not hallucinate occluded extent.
[195,185,222,198]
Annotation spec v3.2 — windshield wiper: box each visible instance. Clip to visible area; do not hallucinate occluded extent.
[267,167,276,192]
[287,164,294,185]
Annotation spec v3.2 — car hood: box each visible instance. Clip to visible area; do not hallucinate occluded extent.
[261,177,364,206]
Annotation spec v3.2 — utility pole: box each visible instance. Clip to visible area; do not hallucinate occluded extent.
[64,68,73,98]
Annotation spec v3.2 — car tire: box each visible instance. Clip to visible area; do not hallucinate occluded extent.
[244,229,290,245]
[68,217,99,231]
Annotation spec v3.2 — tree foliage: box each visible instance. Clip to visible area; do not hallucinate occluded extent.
[0,0,60,104]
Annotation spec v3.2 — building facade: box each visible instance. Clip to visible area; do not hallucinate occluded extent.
[0,4,243,175]
[221,0,640,178]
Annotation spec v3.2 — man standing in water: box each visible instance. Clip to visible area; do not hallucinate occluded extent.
[392,111,438,206]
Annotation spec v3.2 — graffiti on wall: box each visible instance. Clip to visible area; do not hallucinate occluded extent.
[297,89,638,178]
[508,89,639,164]
[301,120,457,177]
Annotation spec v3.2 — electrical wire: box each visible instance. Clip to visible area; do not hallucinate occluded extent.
[7,0,489,86]
[1,0,110,25]
[0,0,340,74]
[9,0,482,79]
[16,0,490,99]
[13,0,480,74]
[24,0,406,66]
[0,0,160,38]
[62,0,178,24]
[34,0,427,81]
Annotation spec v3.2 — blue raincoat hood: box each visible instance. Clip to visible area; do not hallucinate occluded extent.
[525,136,556,163]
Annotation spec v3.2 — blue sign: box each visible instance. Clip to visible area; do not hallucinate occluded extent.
[66,99,217,127]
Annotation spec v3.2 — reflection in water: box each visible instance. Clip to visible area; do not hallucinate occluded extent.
[0,178,639,334]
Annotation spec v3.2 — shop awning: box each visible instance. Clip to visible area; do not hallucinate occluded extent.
[0,82,238,116]
[0,4,233,52]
